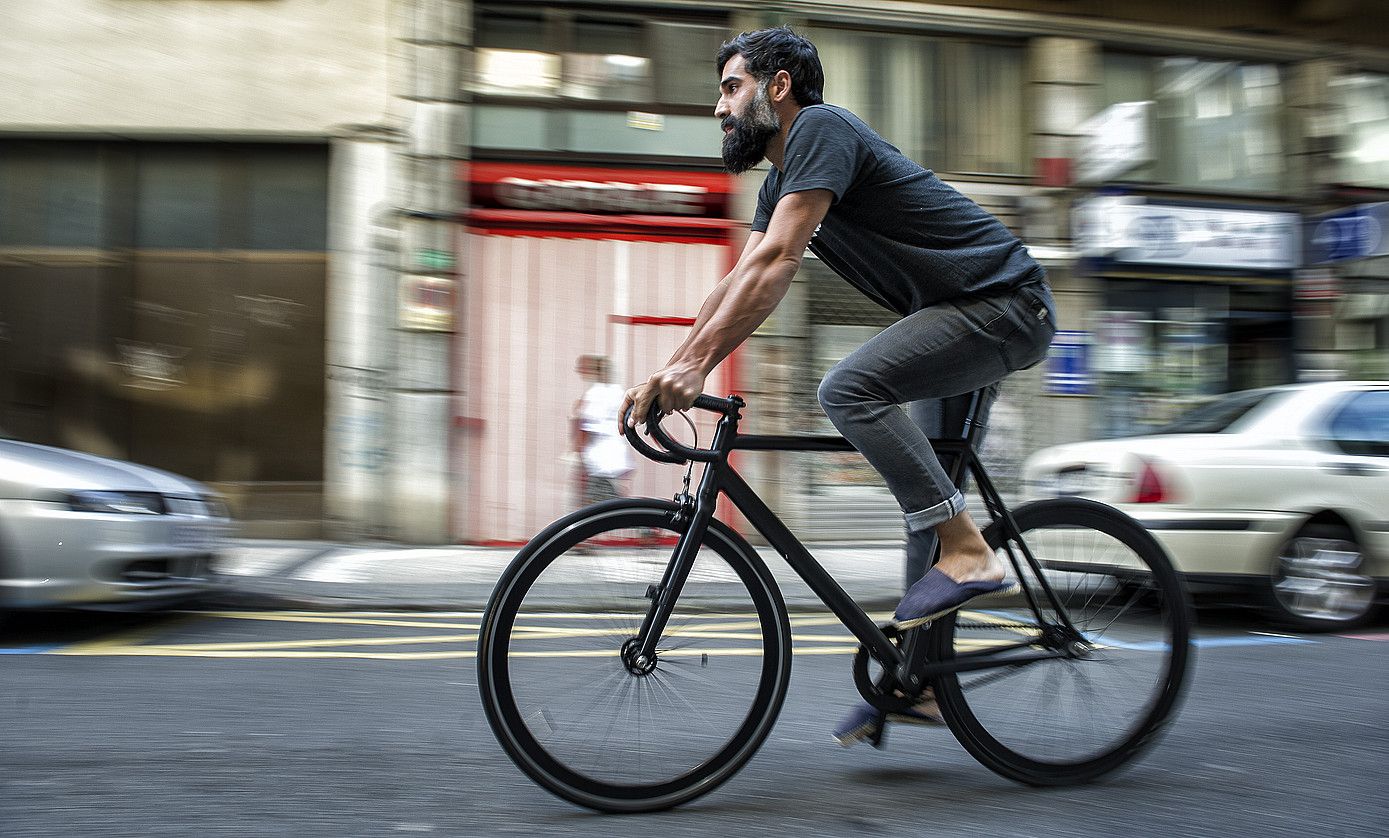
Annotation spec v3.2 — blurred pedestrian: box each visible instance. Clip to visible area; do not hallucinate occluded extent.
[573,355,632,506]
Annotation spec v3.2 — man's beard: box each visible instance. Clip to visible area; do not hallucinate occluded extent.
[721,84,780,174]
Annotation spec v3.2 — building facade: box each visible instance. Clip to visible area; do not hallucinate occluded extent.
[0,0,392,535]
[3,1,1387,542]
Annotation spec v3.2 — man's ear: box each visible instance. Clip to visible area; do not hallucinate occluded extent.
[771,69,794,103]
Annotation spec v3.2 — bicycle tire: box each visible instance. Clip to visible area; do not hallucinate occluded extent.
[477,499,792,813]
[929,497,1193,786]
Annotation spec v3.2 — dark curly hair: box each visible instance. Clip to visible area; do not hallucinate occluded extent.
[716,26,824,107]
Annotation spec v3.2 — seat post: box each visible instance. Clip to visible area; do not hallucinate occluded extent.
[945,388,989,490]
[961,389,988,451]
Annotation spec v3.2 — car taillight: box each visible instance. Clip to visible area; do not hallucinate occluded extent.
[1132,460,1170,504]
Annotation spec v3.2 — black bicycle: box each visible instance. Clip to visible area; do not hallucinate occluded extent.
[478,393,1193,813]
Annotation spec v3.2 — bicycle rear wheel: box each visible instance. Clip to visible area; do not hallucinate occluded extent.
[929,497,1193,786]
[477,499,792,813]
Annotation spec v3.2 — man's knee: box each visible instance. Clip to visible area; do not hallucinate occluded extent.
[817,363,884,413]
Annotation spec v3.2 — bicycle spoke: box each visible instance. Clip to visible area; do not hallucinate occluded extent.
[487,509,784,796]
[935,499,1190,781]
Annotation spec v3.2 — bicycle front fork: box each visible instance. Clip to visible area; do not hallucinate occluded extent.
[631,464,722,661]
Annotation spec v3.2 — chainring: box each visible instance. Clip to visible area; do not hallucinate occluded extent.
[851,622,922,713]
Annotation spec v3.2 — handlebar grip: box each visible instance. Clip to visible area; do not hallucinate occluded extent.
[622,404,686,465]
[645,394,744,463]
[623,393,743,465]
[692,393,741,414]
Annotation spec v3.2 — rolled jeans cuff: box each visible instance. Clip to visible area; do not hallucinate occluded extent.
[903,490,966,532]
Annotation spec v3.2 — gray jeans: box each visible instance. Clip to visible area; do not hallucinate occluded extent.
[816,279,1057,582]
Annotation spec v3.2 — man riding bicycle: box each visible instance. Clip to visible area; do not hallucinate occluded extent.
[620,25,1057,747]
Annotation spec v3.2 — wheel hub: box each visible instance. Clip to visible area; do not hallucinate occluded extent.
[620,637,658,676]
[1066,639,1098,659]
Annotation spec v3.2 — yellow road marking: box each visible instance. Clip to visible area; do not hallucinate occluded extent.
[46,609,1033,659]
[207,613,484,630]
[131,633,480,652]
[49,641,1024,660]
[55,645,864,660]
[198,610,486,619]
[50,616,191,655]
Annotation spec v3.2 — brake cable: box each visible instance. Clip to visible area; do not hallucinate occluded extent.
[672,411,699,523]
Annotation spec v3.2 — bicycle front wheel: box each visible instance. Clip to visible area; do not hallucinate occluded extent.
[929,497,1193,786]
[477,500,792,813]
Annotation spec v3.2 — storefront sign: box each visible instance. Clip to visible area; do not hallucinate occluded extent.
[467,162,732,218]
[1046,331,1092,395]
[1307,203,1389,264]
[1076,196,1299,271]
[1075,101,1152,185]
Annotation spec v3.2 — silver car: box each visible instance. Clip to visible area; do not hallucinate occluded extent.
[0,436,230,613]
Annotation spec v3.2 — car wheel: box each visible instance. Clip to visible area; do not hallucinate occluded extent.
[1267,523,1377,631]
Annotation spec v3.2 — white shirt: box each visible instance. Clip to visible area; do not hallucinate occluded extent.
[578,382,633,478]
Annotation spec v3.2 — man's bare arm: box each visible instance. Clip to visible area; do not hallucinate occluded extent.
[672,190,831,377]
[623,189,833,425]
[666,231,764,364]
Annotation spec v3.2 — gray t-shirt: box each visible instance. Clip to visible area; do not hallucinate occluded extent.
[751,104,1042,315]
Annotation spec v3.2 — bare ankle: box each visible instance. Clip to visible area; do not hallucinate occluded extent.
[934,511,1003,581]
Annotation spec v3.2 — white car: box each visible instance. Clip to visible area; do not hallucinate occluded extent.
[1021,381,1388,630]
[0,435,231,617]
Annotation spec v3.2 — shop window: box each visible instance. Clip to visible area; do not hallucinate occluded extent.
[136,150,221,249]
[473,6,726,107]
[476,49,562,98]
[653,22,730,106]
[475,10,559,97]
[809,27,943,169]
[1096,52,1158,183]
[247,149,329,250]
[805,26,1022,175]
[949,42,1026,175]
[0,145,107,247]
[562,19,650,101]
[477,9,546,51]
[135,145,329,251]
[0,142,328,251]
[1099,53,1286,193]
[1332,73,1389,189]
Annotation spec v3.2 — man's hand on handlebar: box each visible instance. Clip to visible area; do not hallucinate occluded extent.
[620,363,708,432]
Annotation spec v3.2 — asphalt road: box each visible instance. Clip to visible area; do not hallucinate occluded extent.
[3,607,1386,838]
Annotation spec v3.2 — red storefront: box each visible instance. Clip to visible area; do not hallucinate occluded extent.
[454,163,739,543]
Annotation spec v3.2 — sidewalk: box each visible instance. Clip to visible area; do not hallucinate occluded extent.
[208,537,913,613]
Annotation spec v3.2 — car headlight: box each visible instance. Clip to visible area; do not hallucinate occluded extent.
[202,496,231,519]
[69,491,165,515]
[164,496,205,516]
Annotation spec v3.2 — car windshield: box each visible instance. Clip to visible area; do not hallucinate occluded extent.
[1151,389,1278,435]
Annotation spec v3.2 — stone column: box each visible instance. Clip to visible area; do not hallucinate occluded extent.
[1289,58,1345,379]
[1029,37,1098,190]
[324,126,403,539]
[387,0,471,542]
[1024,37,1102,447]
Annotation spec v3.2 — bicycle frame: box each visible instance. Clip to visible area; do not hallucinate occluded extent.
[629,395,1083,690]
